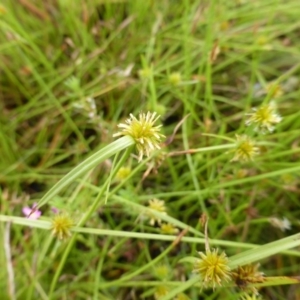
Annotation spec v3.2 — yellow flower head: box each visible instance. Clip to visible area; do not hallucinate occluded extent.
[160,223,179,235]
[0,5,7,15]
[168,72,182,86]
[147,198,167,226]
[175,293,191,300]
[194,248,231,289]
[231,135,259,162]
[246,102,282,133]
[153,264,170,280]
[138,68,152,80]
[114,112,165,162]
[51,213,73,240]
[115,166,131,181]
[154,285,169,299]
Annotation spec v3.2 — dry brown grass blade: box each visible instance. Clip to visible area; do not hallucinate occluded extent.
[163,114,190,147]
[18,0,50,21]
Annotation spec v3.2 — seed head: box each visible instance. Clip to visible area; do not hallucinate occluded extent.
[269,217,291,231]
[231,135,259,162]
[64,76,80,92]
[51,213,73,240]
[154,285,169,299]
[175,293,190,300]
[73,97,98,121]
[194,248,231,289]
[147,198,167,226]
[246,102,282,133]
[168,72,182,86]
[115,166,131,181]
[153,264,170,280]
[114,112,165,162]
[138,68,152,80]
[160,223,179,235]
[231,264,264,294]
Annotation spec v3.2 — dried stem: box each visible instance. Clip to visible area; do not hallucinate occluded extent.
[4,222,16,300]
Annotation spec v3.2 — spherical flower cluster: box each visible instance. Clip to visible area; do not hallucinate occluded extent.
[232,263,265,294]
[115,166,131,181]
[154,285,169,299]
[138,68,152,80]
[147,198,167,226]
[114,112,165,162]
[194,248,231,289]
[160,223,179,235]
[245,102,282,134]
[51,213,73,240]
[168,72,182,86]
[153,264,170,280]
[231,135,259,162]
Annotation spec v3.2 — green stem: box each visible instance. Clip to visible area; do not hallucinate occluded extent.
[37,136,134,209]
[1,216,300,257]
[160,276,200,300]
[48,147,133,298]
[109,241,175,287]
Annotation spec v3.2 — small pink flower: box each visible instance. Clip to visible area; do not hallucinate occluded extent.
[22,203,41,220]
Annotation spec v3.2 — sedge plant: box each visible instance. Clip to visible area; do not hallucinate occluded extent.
[2,1,300,300]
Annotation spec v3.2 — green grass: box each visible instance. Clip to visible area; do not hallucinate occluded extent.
[1,0,300,299]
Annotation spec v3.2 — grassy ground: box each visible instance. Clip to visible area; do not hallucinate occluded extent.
[1,0,300,299]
